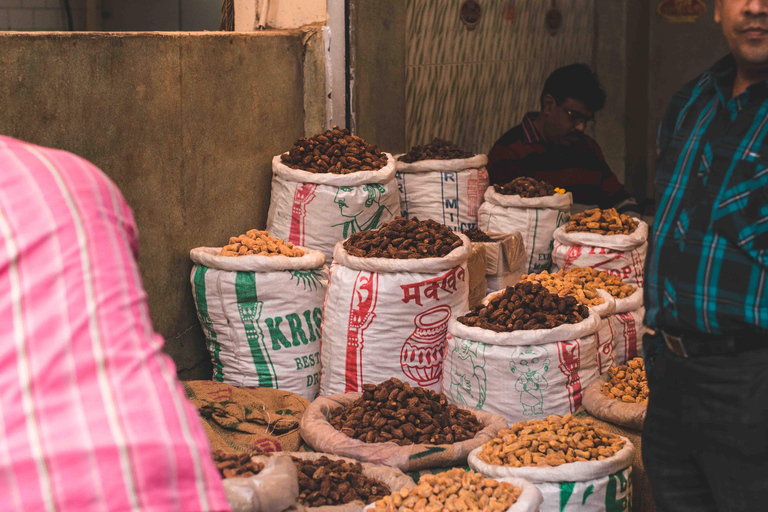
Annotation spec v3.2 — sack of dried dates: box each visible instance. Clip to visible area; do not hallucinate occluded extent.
[520,268,623,375]
[610,287,646,365]
[190,236,328,400]
[551,208,649,288]
[468,414,634,512]
[221,452,300,512]
[582,358,647,432]
[299,378,508,472]
[395,140,489,232]
[247,452,415,512]
[442,281,600,424]
[319,217,471,395]
[477,180,572,274]
[266,127,400,262]
[365,468,544,512]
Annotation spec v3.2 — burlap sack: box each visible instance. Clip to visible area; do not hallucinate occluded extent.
[471,232,525,276]
[251,452,415,512]
[468,244,488,308]
[582,374,646,431]
[298,393,508,471]
[184,380,309,453]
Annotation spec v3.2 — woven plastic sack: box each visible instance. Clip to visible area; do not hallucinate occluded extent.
[443,302,600,425]
[611,288,646,365]
[190,247,328,399]
[252,452,415,512]
[468,437,634,512]
[582,374,646,431]
[267,154,400,262]
[551,220,648,288]
[394,154,489,231]
[477,188,572,274]
[319,236,471,395]
[299,393,508,472]
[223,455,300,512]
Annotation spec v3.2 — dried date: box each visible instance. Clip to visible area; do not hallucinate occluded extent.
[280,125,388,174]
[462,227,492,243]
[397,138,475,163]
[344,216,463,259]
[294,456,390,507]
[493,177,555,198]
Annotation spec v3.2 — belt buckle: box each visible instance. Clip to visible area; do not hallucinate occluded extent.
[662,331,689,358]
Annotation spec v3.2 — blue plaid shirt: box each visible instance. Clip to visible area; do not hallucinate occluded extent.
[645,54,768,335]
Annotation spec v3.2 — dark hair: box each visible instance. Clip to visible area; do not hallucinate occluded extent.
[540,63,606,113]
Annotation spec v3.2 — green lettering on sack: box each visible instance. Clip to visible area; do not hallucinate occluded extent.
[559,482,575,511]
[313,307,323,335]
[303,309,317,342]
[265,316,291,350]
[287,313,308,346]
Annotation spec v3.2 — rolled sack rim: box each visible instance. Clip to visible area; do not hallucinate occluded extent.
[393,153,489,173]
[190,246,327,271]
[467,435,634,483]
[272,153,397,186]
[552,218,649,250]
[484,187,573,211]
[332,233,472,273]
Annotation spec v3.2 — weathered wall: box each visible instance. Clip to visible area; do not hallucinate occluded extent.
[0,31,308,379]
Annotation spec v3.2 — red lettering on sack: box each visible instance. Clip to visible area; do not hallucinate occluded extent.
[400,267,466,306]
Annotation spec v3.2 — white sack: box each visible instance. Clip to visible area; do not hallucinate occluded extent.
[551,221,648,288]
[443,310,600,424]
[468,440,634,512]
[319,237,471,396]
[591,290,617,375]
[612,307,646,365]
[394,154,489,231]
[190,247,328,400]
[478,188,572,274]
[267,154,401,262]
[223,454,300,512]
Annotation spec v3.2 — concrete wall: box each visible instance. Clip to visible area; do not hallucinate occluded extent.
[0,31,311,379]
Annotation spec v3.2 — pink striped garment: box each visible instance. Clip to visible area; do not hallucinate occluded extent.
[0,136,231,511]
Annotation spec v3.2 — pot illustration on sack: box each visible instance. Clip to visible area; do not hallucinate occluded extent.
[400,305,452,386]
[289,183,318,245]
[448,338,487,408]
[509,346,550,416]
[332,184,392,238]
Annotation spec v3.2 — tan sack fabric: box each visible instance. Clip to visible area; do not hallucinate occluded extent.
[184,380,309,453]
[581,374,646,431]
[252,451,415,512]
[299,393,508,472]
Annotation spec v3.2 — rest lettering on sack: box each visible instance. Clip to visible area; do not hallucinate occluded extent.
[264,307,323,351]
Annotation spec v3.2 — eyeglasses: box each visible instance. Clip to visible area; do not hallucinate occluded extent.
[556,100,596,128]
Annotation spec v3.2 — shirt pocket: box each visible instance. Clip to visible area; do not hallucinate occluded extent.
[712,159,768,255]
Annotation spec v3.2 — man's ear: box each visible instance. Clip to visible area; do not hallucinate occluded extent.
[714,0,721,23]
[541,94,556,114]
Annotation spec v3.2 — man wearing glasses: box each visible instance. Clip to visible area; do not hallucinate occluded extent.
[487,63,638,215]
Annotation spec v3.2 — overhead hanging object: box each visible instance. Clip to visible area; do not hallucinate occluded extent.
[460,0,482,31]
[545,0,562,36]
[658,0,706,23]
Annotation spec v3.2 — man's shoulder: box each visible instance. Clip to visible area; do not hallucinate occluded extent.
[493,124,527,148]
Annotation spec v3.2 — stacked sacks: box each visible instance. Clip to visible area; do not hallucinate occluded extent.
[395,139,489,232]
[267,127,400,262]
[442,281,600,425]
[551,208,648,288]
[478,178,572,274]
[190,231,327,400]
[320,217,471,395]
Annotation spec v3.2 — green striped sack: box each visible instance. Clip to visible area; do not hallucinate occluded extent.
[190,246,328,400]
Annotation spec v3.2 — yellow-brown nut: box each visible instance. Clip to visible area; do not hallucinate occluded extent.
[521,266,637,303]
[565,208,638,235]
[601,357,649,404]
[217,229,305,257]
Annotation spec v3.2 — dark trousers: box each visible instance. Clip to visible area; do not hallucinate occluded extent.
[641,334,768,511]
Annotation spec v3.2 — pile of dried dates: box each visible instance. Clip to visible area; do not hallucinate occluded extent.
[294,456,390,507]
[329,377,482,445]
[344,217,463,259]
[398,138,475,163]
[280,126,388,174]
[493,176,555,198]
[462,227,492,243]
[212,450,265,479]
[458,280,590,332]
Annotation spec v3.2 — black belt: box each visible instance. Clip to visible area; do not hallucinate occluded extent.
[661,328,767,358]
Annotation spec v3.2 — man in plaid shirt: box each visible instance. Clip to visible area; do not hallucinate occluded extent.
[643,0,768,509]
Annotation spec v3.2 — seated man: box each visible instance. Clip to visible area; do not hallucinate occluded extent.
[487,63,638,215]
[0,135,230,511]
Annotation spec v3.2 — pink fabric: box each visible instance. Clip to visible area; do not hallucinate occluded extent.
[0,136,231,512]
